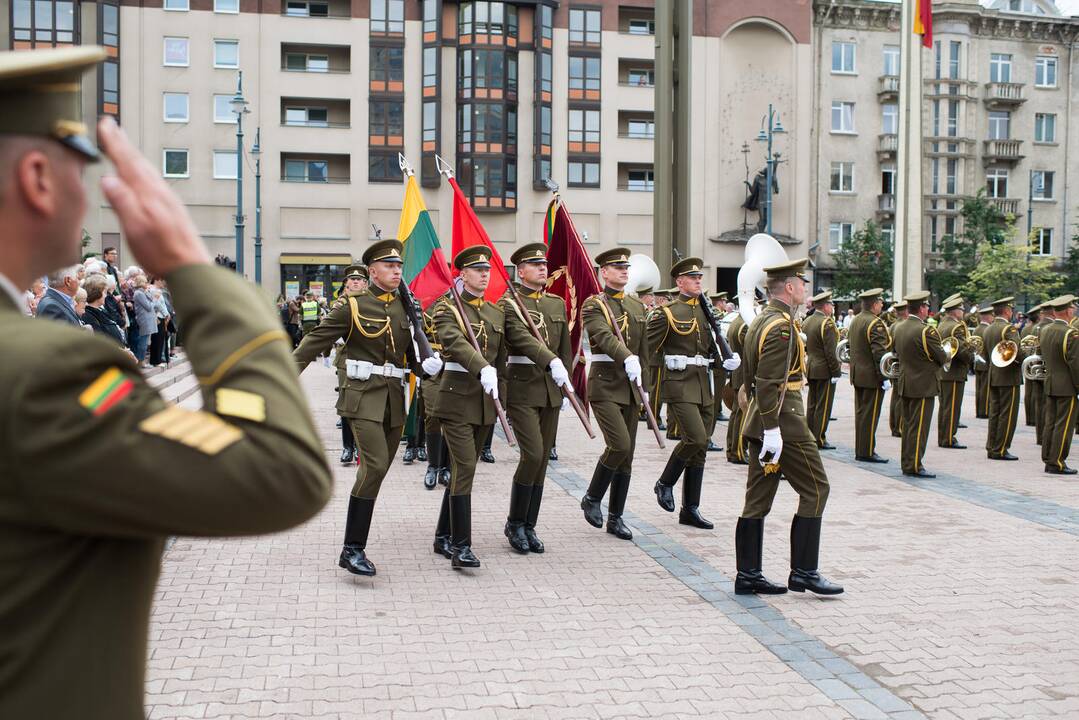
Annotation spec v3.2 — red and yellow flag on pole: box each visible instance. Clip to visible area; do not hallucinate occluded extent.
[448,176,510,302]
[913,0,932,49]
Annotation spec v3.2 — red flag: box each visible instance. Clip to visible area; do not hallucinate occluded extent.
[543,196,602,402]
[448,176,509,302]
[914,0,932,49]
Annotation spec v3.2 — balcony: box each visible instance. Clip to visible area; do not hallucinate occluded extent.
[877,133,897,159]
[280,152,350,184]
[983,139,1024,163]
[281,97,350,129]
[924,78,977,100]
[281,43,350,74]
[877,193,896,218]
[984,82,1026,107]
[878,75,899,101]
[618,162,654,193]
[924,137,976,157]
[618,6,655,36]
[989,197,1020,215]
[279,0,350,18]
[618,110,654,140]
[618,58,655,89]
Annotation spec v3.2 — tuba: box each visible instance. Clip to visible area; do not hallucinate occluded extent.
[940,336,959,373]
[1020,335,1044,380]
[736,233,789,326]
[836,338,850,364]
[880,351,900,379]
[991,339,1019,367]
[626,254,662,297]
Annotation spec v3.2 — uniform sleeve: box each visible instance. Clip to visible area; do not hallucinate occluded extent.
[755,320,791,431]
[953,324,973,364]
[824,318,842,377]
[1065,330,1079,388]
[555,303,573,369]
[870,320,890,364]
[924,326,948,365]
[582,296,631,363]
[10,265,332,539]
[499,295,557,368]
[645,307,669,358]
[293,301,351,370]
[433,299,487,375]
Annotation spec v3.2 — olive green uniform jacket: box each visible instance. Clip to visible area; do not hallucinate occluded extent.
[499,285,571,409]
[803,312,841,381]
[645,294,715,407]
[846,310,890,388]
[582,287,650,407]
[0,265,332,720]
[937,316,974,381]
[893,316,947,399]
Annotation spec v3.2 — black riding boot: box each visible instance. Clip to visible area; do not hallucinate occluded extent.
[733,517,787,595]
[524,483,545,553]
[581,462,616,528]
[504,482,532,553]
[438,439,451,486]
[788,515,844,595]
[654,454,687,512]
[340,420,355,465]
[606,472,633,540]
[433,487,451,558]
[423,431,442,490]
[450,494,480,569]
[480,426,495,463]
[678,465,713,529]
[339,496,377,576]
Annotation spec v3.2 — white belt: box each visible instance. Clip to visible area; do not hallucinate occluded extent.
[444,361,469,373]
[507,355,535,365]
[346,359,410,380]
[666,354,712,367]
[591,353,615,362]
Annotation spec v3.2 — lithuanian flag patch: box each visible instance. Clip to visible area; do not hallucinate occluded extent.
[79,367,135,416]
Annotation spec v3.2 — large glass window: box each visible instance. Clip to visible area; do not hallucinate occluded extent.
[568,160,599,187]
[214,94,238,124]
[568,109,600,146]
[213,150,238,180]
[215,0,239,13]
[163,149,189,178]
[829,222,854,252]
[423,101,437,143]
[163,37,189,67]
[830,162,854,193]
[626,119,654,139]
[626,169,654,192]
[627,67,654,86]
[101,3,118,47]
[882,45,900,76]
[423,47,438,89]
[164,93,189,123]
[881,104,898,135]
[1032,170,1054,200]
[1033,227,1053,256]
[986,168,1009,198]
[988,111,1010,140]
[370,100,404,145]
[831,102,855,133]
[569,8,601,46]
[371,0,404,33]
[214,40,239,69]
[370,46,404,85]
[539,53,552,94]
[12,0,77,45]
[1035,56,1057,88]
[990,53,1012,83]
[569,56,601,96]
[459,2,517,37]
[423,0,438,33]
[832,42,855,74]
[1035,113,1056,143]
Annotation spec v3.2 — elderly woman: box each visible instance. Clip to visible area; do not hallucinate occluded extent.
[73,287,88,320]
[81,274,126,346]
[148,281,172,366]
[132,274,156,367]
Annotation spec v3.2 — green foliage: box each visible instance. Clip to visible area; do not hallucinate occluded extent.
[833,220,894,300]
[1062,230,1079,294]
[926,189,1011,300]
[959,232,1062,307]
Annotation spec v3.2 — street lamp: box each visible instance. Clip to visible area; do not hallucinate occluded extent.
[252,127,262,286]
[230,71,250,277]
[755,104,786,236]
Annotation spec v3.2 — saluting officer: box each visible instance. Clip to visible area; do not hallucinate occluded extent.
[498,243,572,554]
[735,258,843,596]
[650,258,740,529]
[847,288,891,463]
[936,295,974,449]
[332,264,368,465]
[973,305,994,418]
[580,249,651,541]
[1021,303,1050,442]
[296,240,443,577]
[726,308,750,465]
[984,297,1023,460]
[1039,295,1079,474]
[887,300,909,438]
[803,291,842,450]
[891,291,948,477]
[0,48,332,720]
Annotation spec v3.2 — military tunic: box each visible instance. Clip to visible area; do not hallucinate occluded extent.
[886,315,905,438]
[892,315,947,473]
[984,317,1022,457]
[741,299,829,519]
[973,322,991,418]
[1039,320,1079,470]
[726,313,749,463]
[847,309,891,458]
[1022,317,1051,440]
[936,315,974,447]
[1,265,332,720]
[802,311,842,448]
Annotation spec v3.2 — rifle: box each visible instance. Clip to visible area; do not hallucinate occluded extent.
[601,294,664,449]
[398,281,436,362]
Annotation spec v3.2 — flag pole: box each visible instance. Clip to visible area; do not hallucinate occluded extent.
[894,0,925,299]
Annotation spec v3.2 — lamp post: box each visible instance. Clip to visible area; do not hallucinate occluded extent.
[755,104,786,236]
[230,71,250,276]
[252,127,262,286]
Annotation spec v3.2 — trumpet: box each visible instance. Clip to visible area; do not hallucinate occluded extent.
[940,336,959,373]
[880,351,900,379]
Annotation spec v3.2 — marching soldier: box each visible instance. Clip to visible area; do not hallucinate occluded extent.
[295,240,443,577]
[430,246,560,568]
[1021,304,1049,443]
[892,291,948,477]
[726,309,750,465]
[973,305,994,418]
[803,291,842,450]
[735,258,843,596]
[421,304,451,490]
[644,294,665,429]
[0,49,332,719]
[984,297,1022,460]
[709,290,731,432]
[332,265,368,465]
[498,243,572,554]
[580,249,651,541]
[847,288,891,463]
[650,258,740,529]
[1040,295,1079,474]
[887,300,909,438]
[936,296,974,448]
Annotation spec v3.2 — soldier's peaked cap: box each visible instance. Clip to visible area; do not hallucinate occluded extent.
[811,291,832,303]
[511,243,548,265]
[363,239,404,265]
[0,46,107,161]
[454,245,492,270]
[343,264,368,280]
[709,291,729,300]
[891,300,908,310]
[942,292,963,305]
[762,257,809,281]
[1048,294,1076,309]
[992,296,1015,308]
[594,248,631,267]
[940,296,963,311]
[903,290,931,303]
[671,257,704,278]
[858,288,884,300]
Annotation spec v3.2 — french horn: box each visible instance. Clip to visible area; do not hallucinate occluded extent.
[969,335,987,370]
[991,339,1019,368]
[880,351,900,380]
[940,336,959,373]
[836,339,850,364]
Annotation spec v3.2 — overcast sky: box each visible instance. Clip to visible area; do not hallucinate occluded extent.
[1053,0,1079,15]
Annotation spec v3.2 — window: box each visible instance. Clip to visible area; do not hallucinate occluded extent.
[473,50,505,90]
[285,0,330,17]
[423,0,438,33]
[1033,227,1053,256]
[423,47,438,89]
[832,42,856,74]
[628,18,654,35]
[1035,113,1056,143]
[948,41,961,80]
[626,169,654,192]
[829,222,854,252]
[946,158,957,195]
[163,149,189,178]
[569,56,601,97]
[459,1,517,37]
[465,103,504,143]
[163,37,189,67]
[881,223,895,247]
[988,111,1010,140]
[626,67,654,86]
[370,152,399,182]
[881,104,898,135]
[569,8,601,46]
[370,100,404,146]
[285,53,329,73]
[213,151,238,179]
[423,101,437,143]
[101,3,118,47]
[626,119,654,139]
[883,45,900,76]
[1007,0,1047,13]
[371,0,404,33]
[285,159,329,183]
[568,109,600,149]
[830,162,854,193]
[214,40,239,69]
[1032,171,1054,200]
[539,52,552,94]
[538,105,552,148]
[285,107,329,127]
[831,102,855,133]
[986,168,1009,198]
[568,161,600,187]
[990,53,1012,83]
[214,94,238,123]
[946,100,958,137]
[214,0,238,13]
[164,0,189,9]
[163,93,189,123]
[370,46,404,86]
[102,59,119,111]
[12,0,77,45]
[1035,56,1057,88]
[881,165,895,195]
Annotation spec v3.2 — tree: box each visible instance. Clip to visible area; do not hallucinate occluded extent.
[832,220,894,300]
[960,233,1062,307]
[926,189,1011,300]
[1062,230,1079,293]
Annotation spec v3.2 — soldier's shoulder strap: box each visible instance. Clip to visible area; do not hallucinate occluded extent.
[756,312,790,358]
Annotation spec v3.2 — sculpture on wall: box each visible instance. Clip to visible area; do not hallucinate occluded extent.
[742,165,780,234]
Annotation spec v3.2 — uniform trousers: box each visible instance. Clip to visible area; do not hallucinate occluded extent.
[726,402,747,463]
[507,403,559,487]
[853,386,886,458]
[900,395,935,474]
[974,370,990,418]
[441,419,490,495]
[937,380,965,447]
[347,404,404,499]
[986,385,1020,457]
[806,379,837,447]
[667,401,712,467]
[741,438,830,519]
[1041,395,1078,470]
[592,400,640,474]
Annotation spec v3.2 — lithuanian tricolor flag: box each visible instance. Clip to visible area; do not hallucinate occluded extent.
[913,0,932,49]
[398,174,453,309]
[79,367,135,416]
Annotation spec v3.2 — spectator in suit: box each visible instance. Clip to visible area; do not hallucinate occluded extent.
[132,274,156,366]
[102,246,122,289]
[81,274,126,346]
[36,265,82,326]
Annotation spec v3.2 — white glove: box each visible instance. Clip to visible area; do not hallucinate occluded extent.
[549,358,570,388]
[665,355,687,371]
[346,359,373,380]
[561,397,570,412]
[421,352,443,377]
[882,380,892,391]
[722,353,741,372]
[479,365,499,400]
[624,355,643,386]
[760,427,783,464]
[830,376,839,385]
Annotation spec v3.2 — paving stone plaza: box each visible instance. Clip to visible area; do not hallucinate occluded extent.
[146,363,1079,719]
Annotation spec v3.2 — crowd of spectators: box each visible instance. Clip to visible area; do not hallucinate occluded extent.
[27,246,177,367]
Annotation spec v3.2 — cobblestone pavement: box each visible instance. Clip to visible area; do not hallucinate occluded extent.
[146,366,1079,719]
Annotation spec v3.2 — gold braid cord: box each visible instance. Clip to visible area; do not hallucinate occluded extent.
[348,297,396,356]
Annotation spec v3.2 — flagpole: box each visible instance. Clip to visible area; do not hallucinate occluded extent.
[894,0,924,298]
